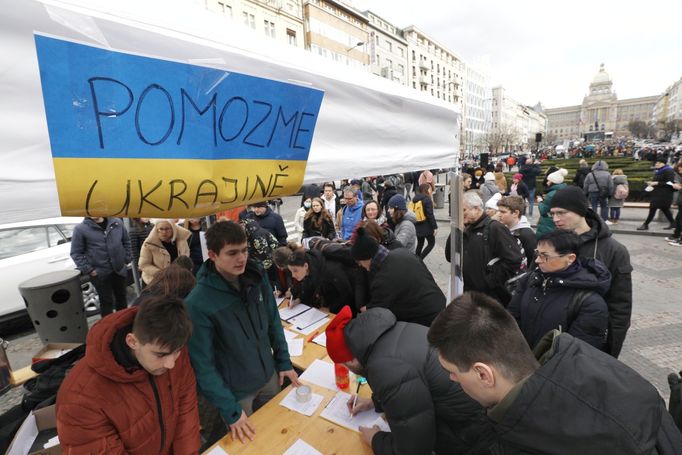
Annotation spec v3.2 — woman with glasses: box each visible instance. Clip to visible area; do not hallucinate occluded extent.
[507,229,610,351]
[138,219,191,285]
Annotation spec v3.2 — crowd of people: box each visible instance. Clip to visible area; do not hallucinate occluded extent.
[53,161,682,454]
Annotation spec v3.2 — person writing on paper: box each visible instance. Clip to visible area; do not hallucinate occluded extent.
[185,221,300,446]
[325,306,493,455]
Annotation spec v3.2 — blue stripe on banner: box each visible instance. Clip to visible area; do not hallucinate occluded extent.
[35,35,324,161]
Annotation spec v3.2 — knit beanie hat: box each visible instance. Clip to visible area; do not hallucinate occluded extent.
[387,194,407,211]
[484,172,496,182]
[547,168,568,185]
[351,227,379,260]
[656,157,668,164]
[326,306,354,363]
[550,186,588,217]
[513,173,524,180]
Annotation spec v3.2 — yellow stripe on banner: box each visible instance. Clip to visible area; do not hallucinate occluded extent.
[52,158,307,218]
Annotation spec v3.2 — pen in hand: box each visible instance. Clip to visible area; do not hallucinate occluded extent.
[350,378,362,417]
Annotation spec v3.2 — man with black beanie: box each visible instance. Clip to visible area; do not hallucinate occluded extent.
[548,186,633,358]
[351,227,445,326]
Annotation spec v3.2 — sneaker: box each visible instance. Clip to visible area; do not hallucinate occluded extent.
[669,240,682,247]
[663,224,675,230]
[665,236,680,242]
[605,220,613,225]
[636,224,649,231]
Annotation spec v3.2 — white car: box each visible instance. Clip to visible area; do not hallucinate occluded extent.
[0,217,100,323]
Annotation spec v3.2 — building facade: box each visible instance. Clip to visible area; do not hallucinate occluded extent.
[204,0,305,48]
[545,64,657,141]
[302,0,369,70]
[462,61,491,156]
[653,77,682,124]
[491,86,547,152]
[363,10,409,86]
[402,25,463,106]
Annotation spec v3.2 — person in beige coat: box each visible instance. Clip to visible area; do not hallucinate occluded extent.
[139,219,191,284]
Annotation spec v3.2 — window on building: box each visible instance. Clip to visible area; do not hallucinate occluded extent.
[217,2,232,17]
[264,20,276,38]
[385,41,392,52]
[385,58,392,69]
[399,47,404,57]
[242,12,255,29]
[413,82,416,89]
[397,64,404,76]
[286,28,297,46]
[412,50,416,61]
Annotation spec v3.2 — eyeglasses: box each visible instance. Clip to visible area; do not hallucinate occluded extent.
[533,250,567,262]
[548,210,570,218]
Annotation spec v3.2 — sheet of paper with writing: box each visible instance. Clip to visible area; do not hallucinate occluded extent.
[319,391,383,432]
[279,388,324,417]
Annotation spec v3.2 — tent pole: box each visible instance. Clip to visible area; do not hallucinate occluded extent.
[448,144,464,302]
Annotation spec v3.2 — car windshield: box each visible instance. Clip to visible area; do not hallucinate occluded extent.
[0,227,49,260]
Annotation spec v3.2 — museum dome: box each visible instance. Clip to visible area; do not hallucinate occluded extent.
[591,63,611,86]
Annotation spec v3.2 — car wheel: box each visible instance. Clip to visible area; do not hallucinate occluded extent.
[81,281,100,315]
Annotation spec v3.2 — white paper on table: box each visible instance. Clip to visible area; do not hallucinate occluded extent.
[289,316,329,335]
[282,438,323,455]
[372,415,391,432]
[279,387,324,416]
[279,303,312,321]
[299,359,337,391]
[287,337,304,357]
[312,331,326,347]
[283,329,299,341]
[204,445,229,455]
[44,435,60,448]
[289,308,328,330]
[320,391,383,432]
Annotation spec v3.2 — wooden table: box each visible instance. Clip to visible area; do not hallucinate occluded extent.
[205,364,373,455]
[279,301,332,371]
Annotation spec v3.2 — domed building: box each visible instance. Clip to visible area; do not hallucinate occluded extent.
[544,64,657,142]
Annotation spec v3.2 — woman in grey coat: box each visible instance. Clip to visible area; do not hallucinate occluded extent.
[607,169,628,224]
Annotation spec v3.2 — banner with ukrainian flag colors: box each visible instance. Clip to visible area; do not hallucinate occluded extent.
[34,34,324,218]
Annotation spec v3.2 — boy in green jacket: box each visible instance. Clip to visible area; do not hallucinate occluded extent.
[185,220,299,444]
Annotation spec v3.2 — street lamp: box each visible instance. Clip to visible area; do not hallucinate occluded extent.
[346,41,364,52]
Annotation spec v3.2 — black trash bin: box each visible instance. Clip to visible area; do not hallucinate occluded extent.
[19,270,88,344]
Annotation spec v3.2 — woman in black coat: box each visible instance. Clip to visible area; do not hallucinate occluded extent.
[413,183,438,259]
[637,159,676,230]
[302,197,336,240]
[286,247,366,314]
[507,229,610,351]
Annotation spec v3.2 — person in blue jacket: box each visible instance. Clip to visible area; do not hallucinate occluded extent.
[184,220,300,445]
[339,185,364,240]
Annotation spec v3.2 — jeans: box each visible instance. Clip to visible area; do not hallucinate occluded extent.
[589,192,609,221]
[609,207,621,221]
[674,209,682,238]
[91,272,128,317]
[527,188,536,216]
[416,234,436,259]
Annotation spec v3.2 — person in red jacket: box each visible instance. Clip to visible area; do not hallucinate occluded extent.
[56,295,200,454]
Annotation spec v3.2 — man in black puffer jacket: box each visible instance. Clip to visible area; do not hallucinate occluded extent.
[326,306,494,455]
[428,292,682,455]
[549,186,633,358]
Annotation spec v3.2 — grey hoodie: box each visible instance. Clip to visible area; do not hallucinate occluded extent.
[584,160,614,196]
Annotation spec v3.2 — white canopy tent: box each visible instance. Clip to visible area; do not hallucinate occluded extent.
[0,0,459,223]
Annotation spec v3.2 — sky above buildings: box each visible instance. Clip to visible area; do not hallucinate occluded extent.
[353,0,682,108]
